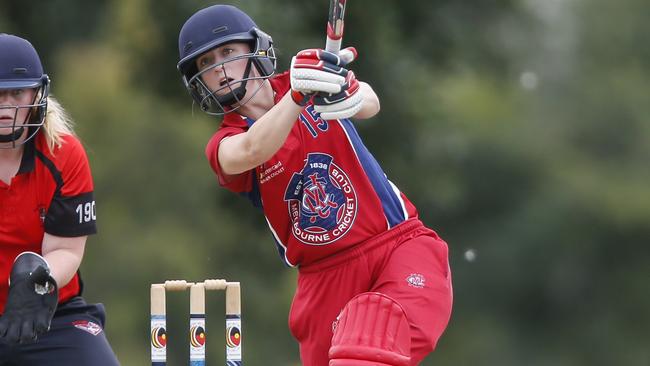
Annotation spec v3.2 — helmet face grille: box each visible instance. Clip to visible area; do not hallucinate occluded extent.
[177,5,277,115]
[186,52,276,116]
[0,81,49,148]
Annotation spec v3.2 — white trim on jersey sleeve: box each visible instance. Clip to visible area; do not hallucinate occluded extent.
[388,179,409,221]
[337,119,395,230]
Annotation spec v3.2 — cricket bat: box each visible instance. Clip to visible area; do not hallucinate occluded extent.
[325,0,347,54]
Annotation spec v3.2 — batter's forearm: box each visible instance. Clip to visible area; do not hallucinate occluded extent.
[246,92,302,157]
[219,92,302,175]
[353,82,380,120]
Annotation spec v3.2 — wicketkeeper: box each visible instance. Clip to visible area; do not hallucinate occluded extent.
[0,33,119,365]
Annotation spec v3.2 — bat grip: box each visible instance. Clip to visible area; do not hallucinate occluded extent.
[326,37,342,54]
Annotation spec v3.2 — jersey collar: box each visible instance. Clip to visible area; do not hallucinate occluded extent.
[16,137,36,175]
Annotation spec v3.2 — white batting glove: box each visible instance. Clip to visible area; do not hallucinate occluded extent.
[314,93,363,120]
[290,47,357,96]
[313,70,363,120]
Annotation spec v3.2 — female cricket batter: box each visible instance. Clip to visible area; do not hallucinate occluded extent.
[0,33,119,365]
[178,5,453,365]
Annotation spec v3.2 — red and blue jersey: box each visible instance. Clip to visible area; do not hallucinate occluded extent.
[0,133,96,313]
[206,72,418,267]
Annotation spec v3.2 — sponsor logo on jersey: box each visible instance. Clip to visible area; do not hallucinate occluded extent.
[284,153,357,245]
[406,273,426,288]
[259,161,285,184]
[72,320,103,336]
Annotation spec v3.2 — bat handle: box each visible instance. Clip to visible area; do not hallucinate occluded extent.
[326,20,343,54]
[326,36,342,54]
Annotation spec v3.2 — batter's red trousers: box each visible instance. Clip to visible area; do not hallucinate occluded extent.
[289,219,453,366]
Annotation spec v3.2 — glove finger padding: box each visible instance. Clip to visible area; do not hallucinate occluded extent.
[20,318,37,344]
[314,91,363,120]
[337,47,358,66]
[290,48,358,96]
[296,47,356,68]
[313,71,360,105]
[290,71,343,94]
[294,49,348,73]
[34,310,53,334]
[3,317,21,344]
[290,57,345,94]
[313,71,363,120]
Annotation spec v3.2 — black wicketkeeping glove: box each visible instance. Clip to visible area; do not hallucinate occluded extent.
[0,252,58,344]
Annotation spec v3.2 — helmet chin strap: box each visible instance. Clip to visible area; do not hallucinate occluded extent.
[0,127,25,143]
[215,59,254,107]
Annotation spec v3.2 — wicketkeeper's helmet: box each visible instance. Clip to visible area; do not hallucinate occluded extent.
[177,5,276,115]
[0,33,49,148]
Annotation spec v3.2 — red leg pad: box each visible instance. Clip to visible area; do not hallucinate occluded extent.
[329,292,411,366]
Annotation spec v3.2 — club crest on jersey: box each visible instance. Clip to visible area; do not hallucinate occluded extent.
[284,153,357,245]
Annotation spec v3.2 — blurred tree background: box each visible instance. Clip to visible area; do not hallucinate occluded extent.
[1,0,648,365]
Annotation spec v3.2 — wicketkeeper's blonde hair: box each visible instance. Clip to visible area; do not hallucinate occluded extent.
[41,96,75,152]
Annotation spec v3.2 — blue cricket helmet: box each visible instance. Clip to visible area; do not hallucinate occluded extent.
[0,33,49,147]
[177,5,276,115]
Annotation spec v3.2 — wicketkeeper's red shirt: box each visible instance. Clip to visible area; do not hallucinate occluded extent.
[0,132,97,314]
